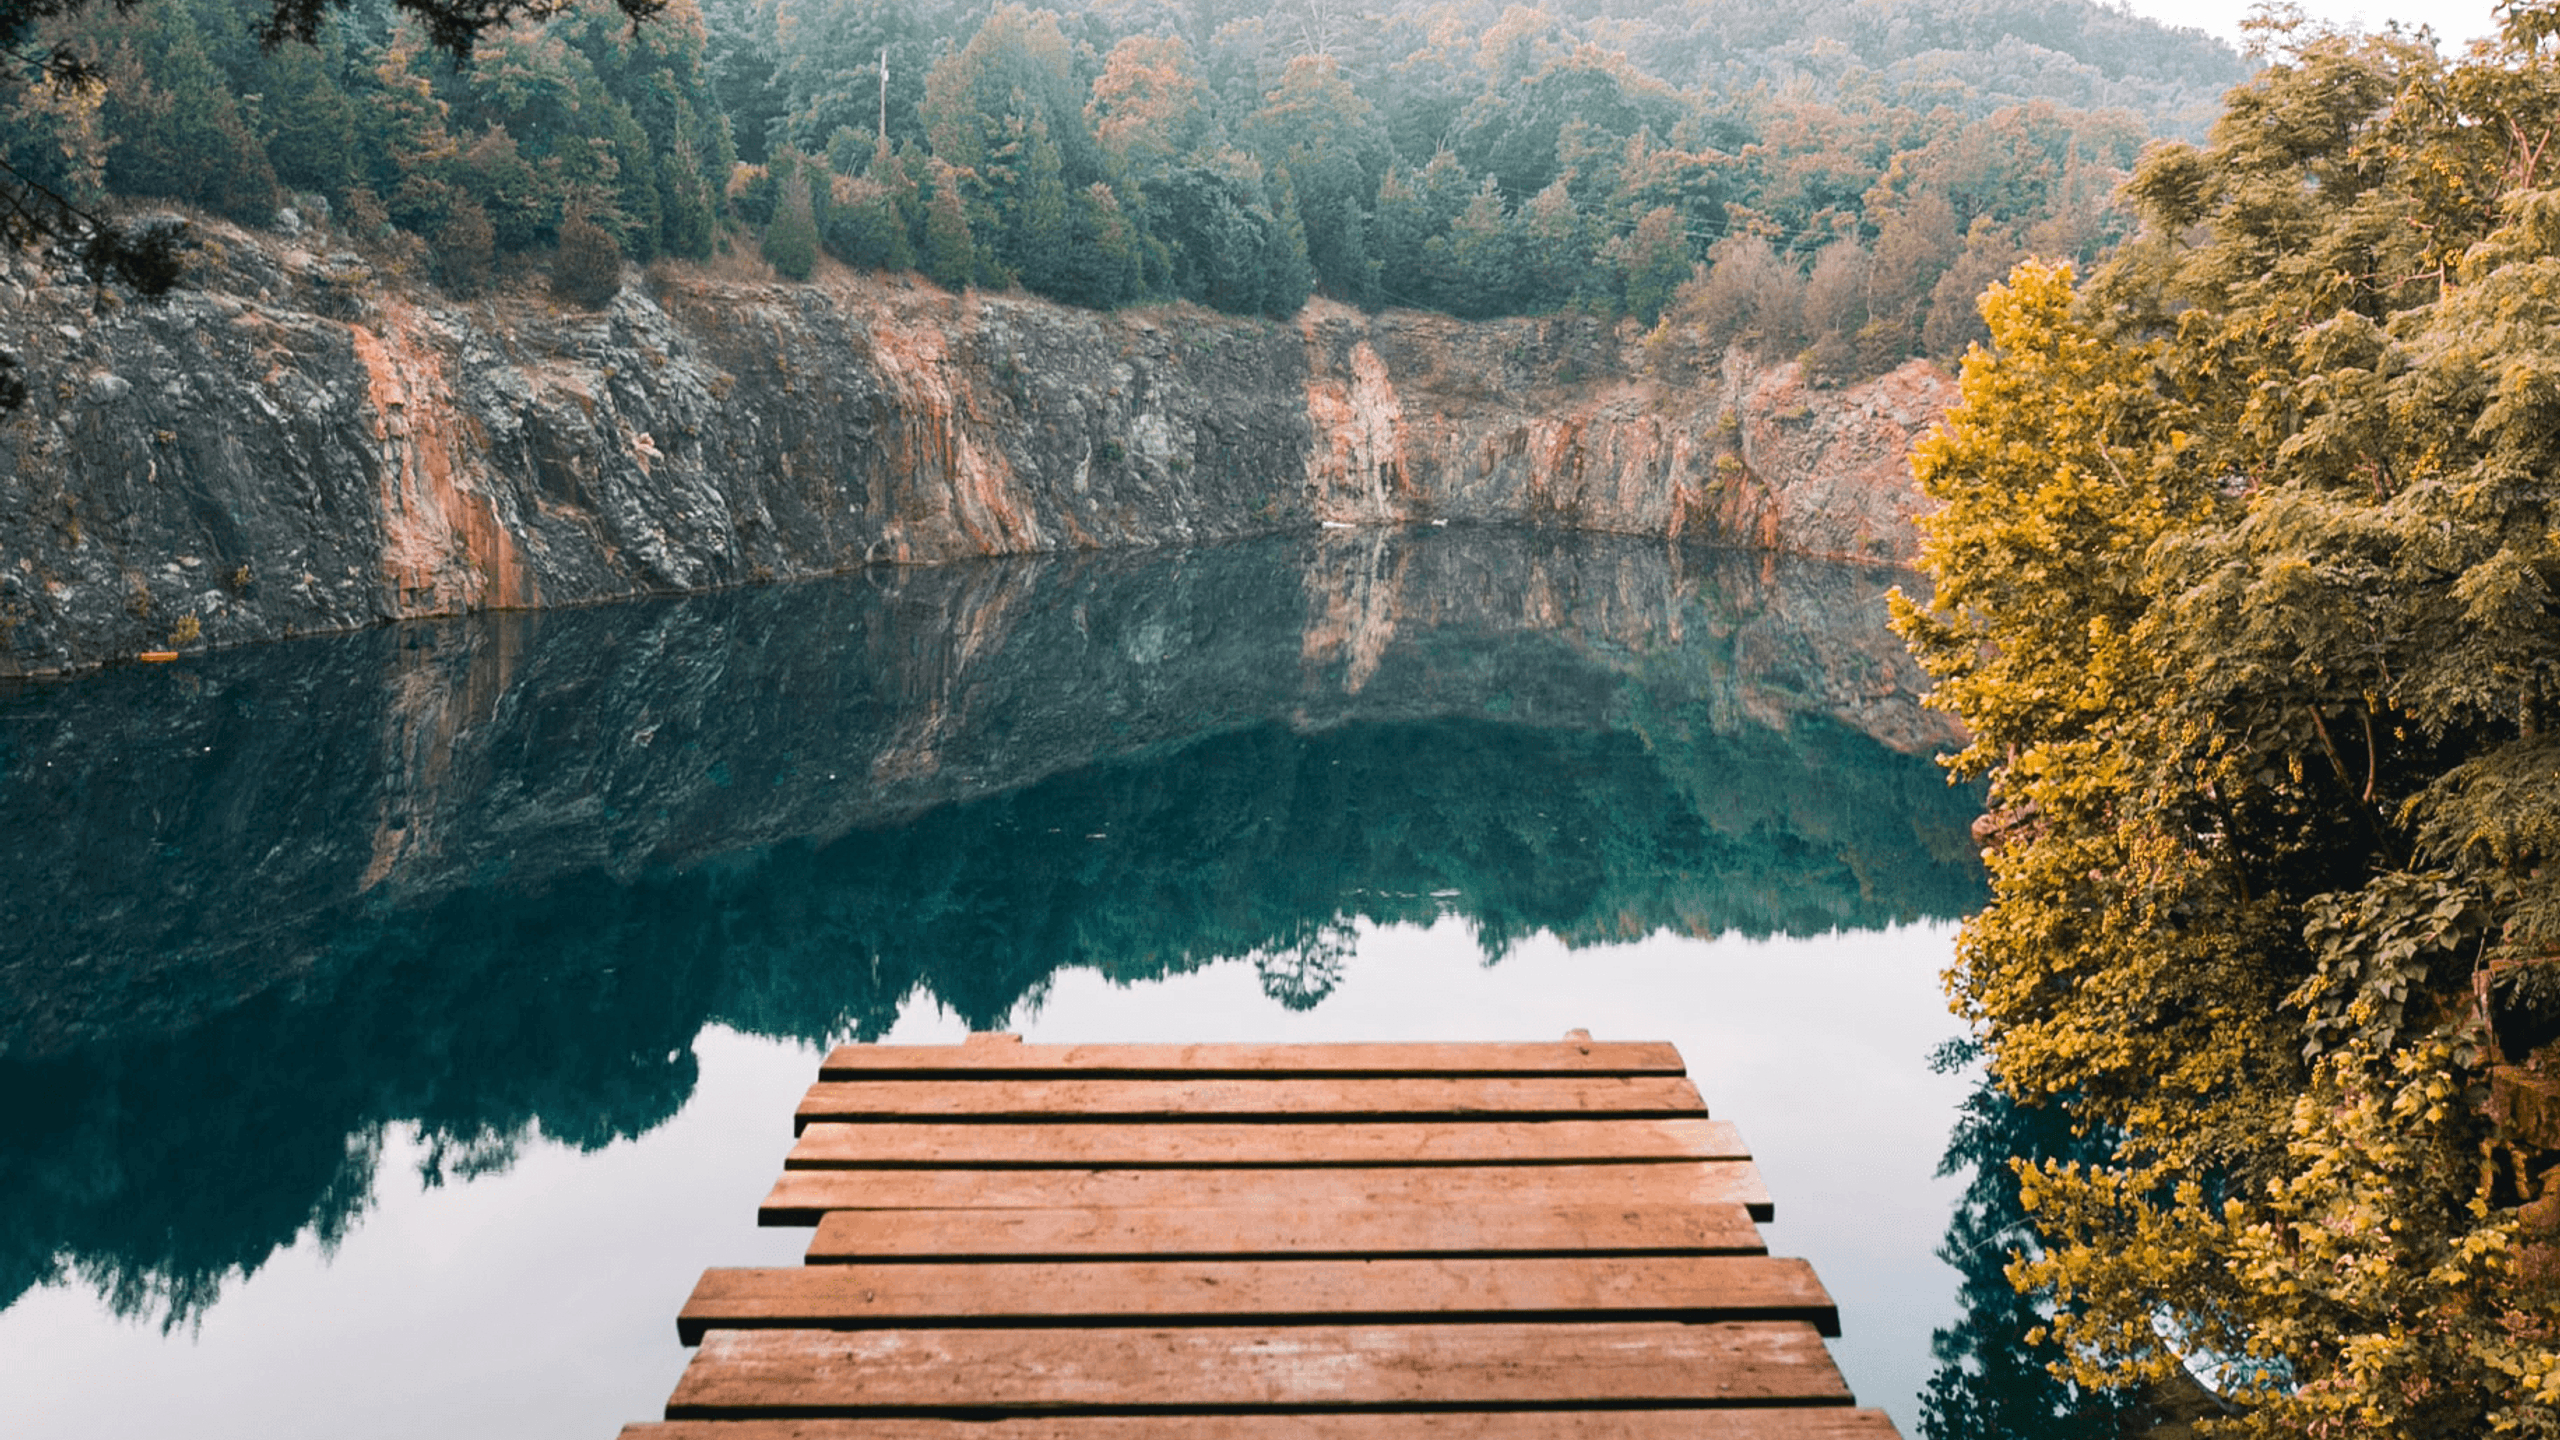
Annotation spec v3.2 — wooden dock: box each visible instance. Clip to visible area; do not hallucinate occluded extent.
[619,1033,1900,1438]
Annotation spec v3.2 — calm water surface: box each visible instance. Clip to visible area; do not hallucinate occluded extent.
[0,529,1999,1437]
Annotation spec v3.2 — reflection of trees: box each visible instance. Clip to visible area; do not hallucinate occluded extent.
[1921,1039,2131,1438]
[3,706,1983,1331]
[1922,1040,2227,1438]
[1252,919,1357,1010]
[0,529,1985,1334]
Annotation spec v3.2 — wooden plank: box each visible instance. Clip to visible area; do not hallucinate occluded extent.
[762,1161,1775,1225]
[623,1410,1904,1438]
[663,1321,1850,1415]
[803,1203,1767,1263]
[677,1255,1838,1344]
[784,1119,1748,1170]
[817,1041,1687,1081]
[794,1076,1710,1130]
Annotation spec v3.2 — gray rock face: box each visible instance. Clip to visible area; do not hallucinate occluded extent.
[0,230,1953,676]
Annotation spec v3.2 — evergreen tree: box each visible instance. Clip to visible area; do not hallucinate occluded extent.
[363,22,464,236]
[1517,177,1593,314]
[917,156,977,291]
[95,0,280,222]
[1006,113,1075,299]
[819,178,902,271]
[1044,181,1141,308]
[459,126,549,251]
[761,160,820,280]
[1368,163,1433,308]
[657,96,719,259]
[1262,171,1313,318]
[1442,177,1522,319]
[1245,54,1386,304]
[604,100,664,261]
[255,33,358,199]
[769,0,932,155]
[434,196,496,295]
[1603,205,1690,326]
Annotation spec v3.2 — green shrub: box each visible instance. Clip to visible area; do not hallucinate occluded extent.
[551,215,624,308]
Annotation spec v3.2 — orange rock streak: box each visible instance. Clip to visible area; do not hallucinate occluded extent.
[348,309,536,616]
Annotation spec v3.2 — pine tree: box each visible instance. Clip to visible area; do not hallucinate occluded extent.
[1442,176,1521,319]
[96,0,280,222]
[918,156,977,291]
[1007,114,1073,299]
[1262,171,1313,318]
[761,161,820,280]
[658,97,719,260]
[256,33,358,198]
[1517,177,1590,313]
[604,100,664,261]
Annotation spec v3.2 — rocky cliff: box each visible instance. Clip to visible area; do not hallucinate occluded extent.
[0,226,1951,676]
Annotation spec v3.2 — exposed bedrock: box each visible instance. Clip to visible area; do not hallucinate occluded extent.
[0,232,1951,675]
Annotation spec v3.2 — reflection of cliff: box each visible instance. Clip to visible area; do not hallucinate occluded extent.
[0,529,1960,1056]
[0,528,1981,1326]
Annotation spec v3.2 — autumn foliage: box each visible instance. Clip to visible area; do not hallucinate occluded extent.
[1894,10,2560,1434]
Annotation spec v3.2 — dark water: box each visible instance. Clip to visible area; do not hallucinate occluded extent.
[0,528,2032,1436]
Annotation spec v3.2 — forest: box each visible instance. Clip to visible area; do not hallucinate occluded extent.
[3,0,2241,374]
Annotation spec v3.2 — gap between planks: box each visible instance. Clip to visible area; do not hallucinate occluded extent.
[815,1039,1687,1081]
[760,1160,1776,1225]
[783,1118,1749,1169]
[792,1075,1711,1130]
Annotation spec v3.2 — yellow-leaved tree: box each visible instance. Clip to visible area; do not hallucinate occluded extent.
[1894,10,2560,1436]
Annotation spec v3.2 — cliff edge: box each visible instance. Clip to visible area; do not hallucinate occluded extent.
[0,230,1951,675]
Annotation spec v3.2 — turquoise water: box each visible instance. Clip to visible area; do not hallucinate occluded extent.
[0,529,1993,1436]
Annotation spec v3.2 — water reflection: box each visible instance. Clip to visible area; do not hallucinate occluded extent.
[1919,1044,2140,1438]
[0,527,1983,1335]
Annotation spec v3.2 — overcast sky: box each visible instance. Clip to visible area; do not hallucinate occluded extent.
[2127,0,2504,48]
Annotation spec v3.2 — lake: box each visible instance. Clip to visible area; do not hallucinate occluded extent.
[0,527,2006,1437]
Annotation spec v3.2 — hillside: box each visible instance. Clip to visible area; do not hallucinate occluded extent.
[2,0,2245,378]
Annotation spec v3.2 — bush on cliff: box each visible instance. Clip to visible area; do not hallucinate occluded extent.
[550,214,623,308]
[435,199,495,297]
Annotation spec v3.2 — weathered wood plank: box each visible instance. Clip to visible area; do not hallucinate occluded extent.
[816,1041,1687,1081]
[803,1203,1767,1263]
[793,1076,1710,1130]
[784,1119,1747,1169]
[623,1410,1903,1439]
[677,1255,1837,1344]
[761,1162,1776,1225]
[663,1321,1849,1415]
